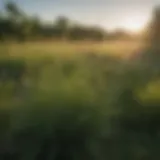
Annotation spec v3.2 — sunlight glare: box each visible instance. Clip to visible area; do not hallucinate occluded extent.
[122,16,146,33]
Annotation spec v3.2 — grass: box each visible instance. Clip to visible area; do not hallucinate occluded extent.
[0,40,159,109]
[0,40,142,59]
[0,40,160,159]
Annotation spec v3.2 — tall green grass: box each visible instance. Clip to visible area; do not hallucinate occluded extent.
[0,46,160,159]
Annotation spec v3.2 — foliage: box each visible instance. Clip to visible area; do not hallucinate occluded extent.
[0,47,159,159]
[0,2,133,42]
[0,2,160,160]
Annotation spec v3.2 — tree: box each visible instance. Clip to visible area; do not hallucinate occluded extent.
[4,1,29,41]
[144,6,160,49]
[149,5,160,50]
[54,16,70,40]
[31,16,41,37]
[0,18,12,41]
[136,5,160,83]
[5,1,21,17]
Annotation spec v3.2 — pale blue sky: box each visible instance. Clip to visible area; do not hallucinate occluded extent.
[0,0,159,32]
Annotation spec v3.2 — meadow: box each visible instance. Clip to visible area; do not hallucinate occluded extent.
[0,40,160,160]
[1,40,141,58]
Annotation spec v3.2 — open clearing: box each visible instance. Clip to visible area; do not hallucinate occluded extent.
[0,40,142,59]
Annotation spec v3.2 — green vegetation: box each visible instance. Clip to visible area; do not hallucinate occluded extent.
[0,2,160,160]
[0,2,135,42]
[0,42,160,159]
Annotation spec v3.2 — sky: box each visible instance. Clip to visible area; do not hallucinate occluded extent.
[0,0,159,32]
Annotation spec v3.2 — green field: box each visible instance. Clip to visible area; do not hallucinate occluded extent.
[0,40,158,102]
[0,40,143,106]
[0,0,160,158]
[0,40,142,58]
[0,41,160,159]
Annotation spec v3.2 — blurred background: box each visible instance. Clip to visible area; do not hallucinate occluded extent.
[0,0,160,159]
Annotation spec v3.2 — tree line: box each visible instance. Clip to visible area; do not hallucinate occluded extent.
[0,2,135,42]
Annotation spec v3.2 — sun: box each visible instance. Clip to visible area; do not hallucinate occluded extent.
[124,21,142,32]
[122,16,146,33]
